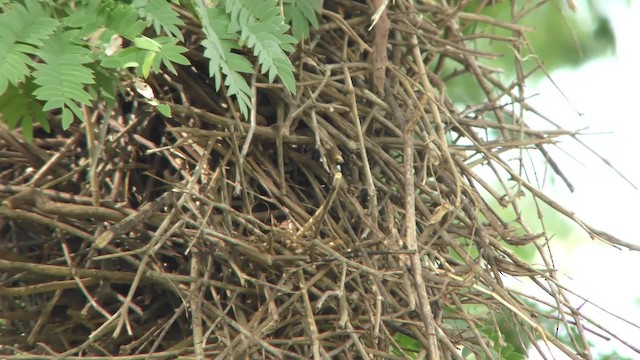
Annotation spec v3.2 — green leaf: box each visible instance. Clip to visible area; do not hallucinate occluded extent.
[61,106,74,129]
[100,47,143,69]
[0,0,59,94]
[223,66,252,116]
[201,38,224,90]
[141,51,156,78]
[156,103,171,117]
[273,56,296,93]
[0,47,34,94]
[107,3,147,39]
[283,0,321,40]
[226,52,253,74]
[201,7,237,83]
[21,113,34,142]
[197,2,253,117]
[63,1,105,37]
[444,2,616,104]
[0,82,48,141]
[224,0,297,94]
[134,36,162,51]
[134,0,184,40]
[289,17,307,42]
[391,333,421,359]
[2,1,59,47]
[102,36,188,78]
[32,30,95,128]
[90,66,118,107]
[64,2,146,39]
[151,36,190,75]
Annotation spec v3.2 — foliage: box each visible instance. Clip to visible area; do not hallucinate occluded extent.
[32,30,95,130]
[440,0,616,104]
[464,324,525,360]
[0,0,321,139]
[599,352,634,360]
[392,333,422,359]
[0,80,48,142]
[283,0,322,41]
[394,305,528,360]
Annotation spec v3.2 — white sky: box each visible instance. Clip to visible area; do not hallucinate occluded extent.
[526,0,640,358]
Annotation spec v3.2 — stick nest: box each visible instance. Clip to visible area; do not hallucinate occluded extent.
[0,1,634,359]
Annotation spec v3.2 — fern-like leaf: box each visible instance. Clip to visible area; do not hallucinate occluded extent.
[91,66,118,107]
[62,1,105,37]
[151,37,190,75]
[107,3,148,39]
[32,30,95,129]
[64,2,146,40]
[134,0,184,40]
[225,0,297,94]
[0,0,58,94]
[283,0,321,40]
[197,3,253,117]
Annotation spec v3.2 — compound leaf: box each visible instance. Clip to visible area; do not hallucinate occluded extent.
[134,0,184,40]
[32,30,95,129]
[0,0,58,94]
